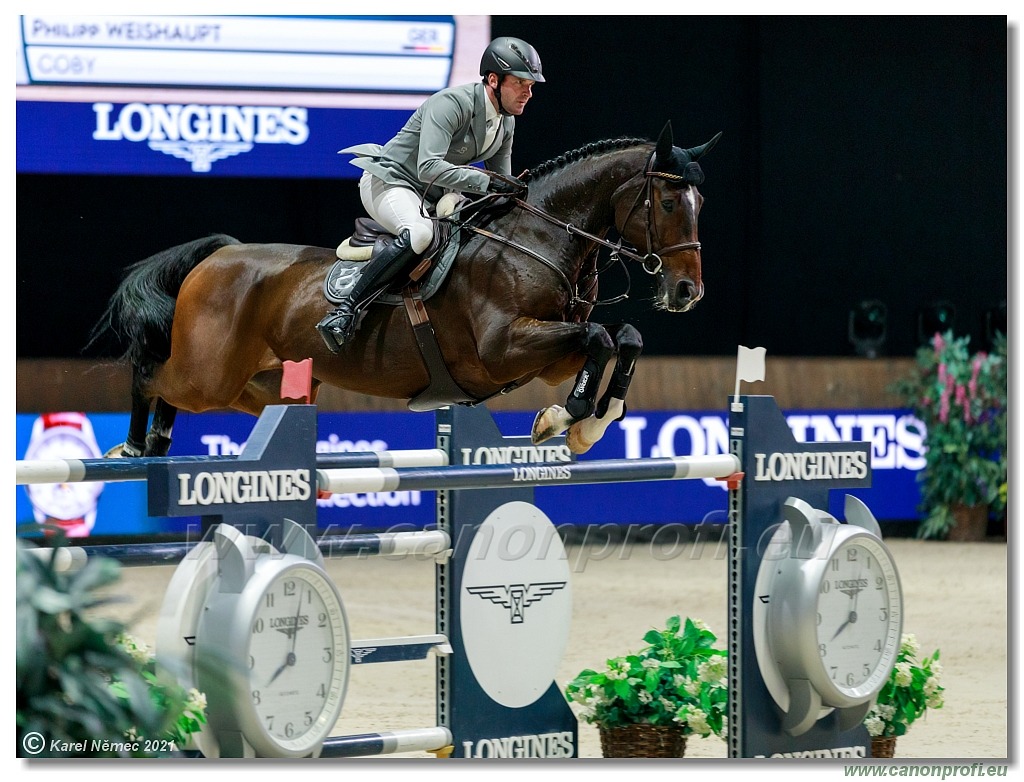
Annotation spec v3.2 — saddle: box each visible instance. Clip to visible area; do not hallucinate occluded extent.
[323,189,518,306]
[324,217,459,306]
[322,193,518,412]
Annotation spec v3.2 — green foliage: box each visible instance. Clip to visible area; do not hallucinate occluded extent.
[564,616,728,738]
[16,533,206,757]
[865,634,944,738]
[889,330,1007,539]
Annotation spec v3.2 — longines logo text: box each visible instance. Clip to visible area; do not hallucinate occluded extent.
[460,444,572,465]
[753,450,868,482]
[92,102,309,172]
[176,469,311,506]
[835,578,869,591]
[511,465,572,482]
[462,731,575,758]
[757,744,866,758]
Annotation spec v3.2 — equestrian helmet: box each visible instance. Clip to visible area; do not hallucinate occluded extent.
[480,37,545,82]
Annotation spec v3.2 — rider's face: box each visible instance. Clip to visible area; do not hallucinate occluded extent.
[491,75,535,115]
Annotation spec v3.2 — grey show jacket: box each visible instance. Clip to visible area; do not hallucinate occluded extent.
[339,82,514,203]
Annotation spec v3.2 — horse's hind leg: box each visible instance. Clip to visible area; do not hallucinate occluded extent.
[566,323,643,454]
[143,398,178,456]
[107,380,153,457]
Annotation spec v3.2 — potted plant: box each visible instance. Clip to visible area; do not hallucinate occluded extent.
[564,615,728,757]
[864,633,945,757]
[889,330,1007,540]
[17,533,206,757]
[112,632,208,750]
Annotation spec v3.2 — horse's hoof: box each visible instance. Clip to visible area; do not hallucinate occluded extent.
[102,443,127,459]
[531,406,567,445]
[566,423,597,455]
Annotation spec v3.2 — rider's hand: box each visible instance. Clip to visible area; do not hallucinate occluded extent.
[486,175,528,198]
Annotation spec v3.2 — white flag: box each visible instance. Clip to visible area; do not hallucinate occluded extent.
[736,345,766,383]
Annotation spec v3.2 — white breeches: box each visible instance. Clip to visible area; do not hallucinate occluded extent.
[358,172,435,254]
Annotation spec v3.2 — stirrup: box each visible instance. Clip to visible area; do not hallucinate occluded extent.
[316,305,358,353]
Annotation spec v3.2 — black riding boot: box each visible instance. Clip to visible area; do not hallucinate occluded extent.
[317,229,417,353]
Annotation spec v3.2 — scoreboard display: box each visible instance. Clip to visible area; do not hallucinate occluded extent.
[16,14,490,179]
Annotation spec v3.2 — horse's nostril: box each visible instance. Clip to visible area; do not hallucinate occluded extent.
[676,280,697,301]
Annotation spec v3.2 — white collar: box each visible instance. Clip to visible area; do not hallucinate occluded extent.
[485,95,500,126]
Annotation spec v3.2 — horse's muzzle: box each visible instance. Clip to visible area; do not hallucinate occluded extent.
[660,277,703,312]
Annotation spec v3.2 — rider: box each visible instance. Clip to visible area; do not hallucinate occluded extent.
[317,36,544,353]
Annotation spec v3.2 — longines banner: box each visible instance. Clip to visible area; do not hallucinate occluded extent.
[15,408,927,537]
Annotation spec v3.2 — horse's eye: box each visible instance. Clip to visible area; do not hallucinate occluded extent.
[660,198,674,212]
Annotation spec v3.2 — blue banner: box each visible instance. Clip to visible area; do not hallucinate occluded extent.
[15,406,927,538]
[16,100,411,179]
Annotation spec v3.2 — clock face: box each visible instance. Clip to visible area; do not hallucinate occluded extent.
[246,565,349,754]
[814,536,901,699]
[25,431,103,519]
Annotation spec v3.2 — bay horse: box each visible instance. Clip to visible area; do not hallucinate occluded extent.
[91,122,720,457]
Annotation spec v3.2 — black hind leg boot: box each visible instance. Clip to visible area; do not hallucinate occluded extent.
[317,229,417,353]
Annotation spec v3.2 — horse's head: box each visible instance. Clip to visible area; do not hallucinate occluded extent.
[614,122,721,312]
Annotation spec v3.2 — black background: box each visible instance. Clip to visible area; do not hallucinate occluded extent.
[15,15,1007,359]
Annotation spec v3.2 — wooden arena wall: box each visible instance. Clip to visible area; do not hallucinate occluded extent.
[15,357,915,413]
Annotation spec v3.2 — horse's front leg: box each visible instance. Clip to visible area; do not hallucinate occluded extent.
[565,323,643,454]
[528,321,615,449]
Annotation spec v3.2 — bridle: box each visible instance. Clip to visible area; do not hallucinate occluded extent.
[455,152,701,308]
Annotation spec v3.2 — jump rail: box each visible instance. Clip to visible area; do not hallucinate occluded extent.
[15,448,448,485]
[317,454,741,494]
[24,529,452,571]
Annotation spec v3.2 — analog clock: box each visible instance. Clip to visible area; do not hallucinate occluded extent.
[753,495,903,737]
[158,521,350,757]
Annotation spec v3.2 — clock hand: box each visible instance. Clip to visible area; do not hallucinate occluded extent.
[830,570,863,641]
[268,591,305,686]
[830,612,854,641]
[288,589,305,652]
[266,652,296,686]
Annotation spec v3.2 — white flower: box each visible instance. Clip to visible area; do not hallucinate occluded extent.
[116,632,153,666]
[672,673,687,688]
[926,692,944,710]
[641,658,661,670]
[894,661,913,687]
[692,618,710,633]
[864,715,885,737]
[930,660,943,677]
[610,658,630,673]
[684,678,702,697]
[186,688,207,714]
[698,657,727,682]
[900,633,920,657]
[686,709,711,736]
[659,696,676,712]
[923,676,940,696]
[637,690,653,704]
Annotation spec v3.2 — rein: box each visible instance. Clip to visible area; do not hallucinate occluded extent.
[456,159,701,311]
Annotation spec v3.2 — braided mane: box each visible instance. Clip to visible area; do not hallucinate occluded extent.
[522,137,651,182]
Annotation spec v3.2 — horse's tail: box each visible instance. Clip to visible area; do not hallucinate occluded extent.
[88,234,241,378]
